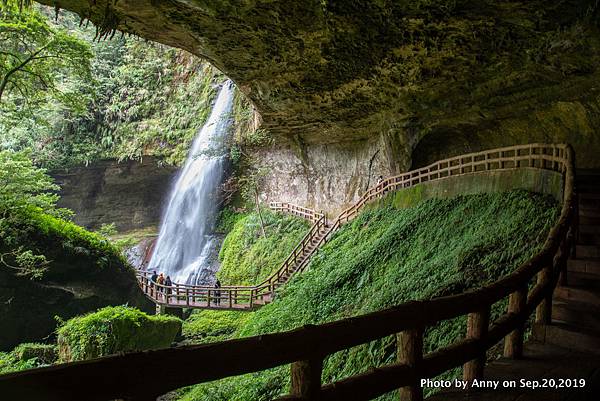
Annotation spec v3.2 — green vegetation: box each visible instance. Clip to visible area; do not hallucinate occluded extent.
[56,306,181,362]
[0,4,238,169]
[0,343,57,374]
[183,310,251,344]
[217,209,310,285]
[178,190,558,400]
[0,2,93,116]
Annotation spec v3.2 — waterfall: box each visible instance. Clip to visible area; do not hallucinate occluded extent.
[147,80,234,285]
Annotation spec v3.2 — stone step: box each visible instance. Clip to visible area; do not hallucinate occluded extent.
[579,216,600,226]
[552,299,600,331]
[568,258,600,275]
[533,322,600,354]
[579,207,600,219]
[580,224,600,235]
[578,232,600,246]
[555,285,600,306]
[580,192,600,200]
[576,244,600,258]
[562,271,600,287]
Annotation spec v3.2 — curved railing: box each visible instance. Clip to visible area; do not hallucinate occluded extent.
[0,143,576,401]
[137,144,572,310]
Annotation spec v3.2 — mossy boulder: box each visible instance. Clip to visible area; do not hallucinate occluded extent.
[0,343,57,374]
[57,306,181,362]
[12,343,58,365]
[0,208,153,351]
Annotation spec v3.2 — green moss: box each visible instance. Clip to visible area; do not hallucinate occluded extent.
[182,310,252,344]
[0,343,57,374]
[56,306,181,362]
[217,210,310,285]
[178,190,558,401]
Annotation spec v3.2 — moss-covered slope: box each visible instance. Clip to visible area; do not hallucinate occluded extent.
[216,209,310,285]
[0,208,153,351]
[179,190,558,400]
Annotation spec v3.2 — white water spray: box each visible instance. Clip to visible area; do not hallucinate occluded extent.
[147,80,234,284]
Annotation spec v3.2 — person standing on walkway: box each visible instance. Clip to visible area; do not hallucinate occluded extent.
[165,276,173,299]
[214,280,221,306]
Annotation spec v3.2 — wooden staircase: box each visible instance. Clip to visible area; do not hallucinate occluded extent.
[535,170,600,352]
[429,170,600,401]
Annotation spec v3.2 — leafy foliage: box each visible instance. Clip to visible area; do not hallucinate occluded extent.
[183,310,251,344]
[0,3,93,117]
[217,209,310,285]
[179,190,558,400]
[56,306,181,362]
[0,150,60,214]
[0,343,57,374]
[0,150,68,278]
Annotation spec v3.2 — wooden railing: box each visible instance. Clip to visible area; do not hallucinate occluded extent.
[0,144,576,401]
[269,201,325,223]
[135,203,329,309]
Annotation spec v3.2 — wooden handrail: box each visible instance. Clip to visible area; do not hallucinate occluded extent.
[0,143,575,400]
[135,144,572,311]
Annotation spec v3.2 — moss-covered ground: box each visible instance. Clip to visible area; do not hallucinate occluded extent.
[178,190,558,400]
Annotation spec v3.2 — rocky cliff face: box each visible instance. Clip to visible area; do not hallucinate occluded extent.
[52,158,178,231]
[36,0,600,213]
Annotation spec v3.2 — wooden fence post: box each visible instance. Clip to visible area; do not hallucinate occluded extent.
[535,265,553,324]
[503,285,527,358]
[291,358,323,400]
[463,307,490,383]
[397,328,423,401]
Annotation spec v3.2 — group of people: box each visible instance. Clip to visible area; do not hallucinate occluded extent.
[150,271,173,293]
[148,271,223,305]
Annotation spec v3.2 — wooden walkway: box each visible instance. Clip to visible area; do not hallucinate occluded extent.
[1,143,586,401]
[136,202,331,310]
[137,143,575,311]
[428,169,600,401]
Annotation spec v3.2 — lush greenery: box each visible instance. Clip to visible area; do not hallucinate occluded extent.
[178,190,558,400]
[0,2,93,117]
[0,343,57,374]
[183,310,251,344]
[0,150,62,214]
[56,306,181,362]
[0,5,237,169]
[0,150,69,278]
[216,209,310,285]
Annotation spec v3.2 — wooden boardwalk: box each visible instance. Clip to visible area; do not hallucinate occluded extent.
[428,169,600,401]
[136,202,331,310]
[1,143,588,401]
[137,143,576,311]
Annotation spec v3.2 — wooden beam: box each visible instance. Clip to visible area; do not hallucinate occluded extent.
[290,358,323,399]
[397,328,423,401]
[463,307,490,383]
[503,285,527,358]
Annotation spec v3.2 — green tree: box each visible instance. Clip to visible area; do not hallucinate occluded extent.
[0,150,60,214]
[0,2,93,114]
[0,150,64,279]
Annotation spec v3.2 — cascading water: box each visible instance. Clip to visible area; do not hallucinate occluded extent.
[147,80,234,285]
